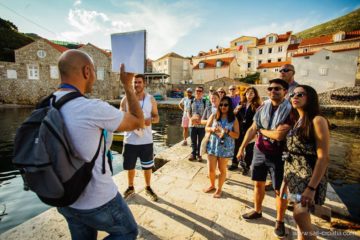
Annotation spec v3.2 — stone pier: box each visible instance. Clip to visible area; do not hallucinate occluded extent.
[1,141,359,239]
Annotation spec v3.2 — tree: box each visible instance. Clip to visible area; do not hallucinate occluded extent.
[235,72,260,84]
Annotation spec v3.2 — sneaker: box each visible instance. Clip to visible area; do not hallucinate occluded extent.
[123,186,135,199]
[274,220,286,238]
[242,168,249,176]
[188,154,196,161]
[145,186,158,202]
[181,140,187,146]
[265,181,274,191]
[228,165,238,171]
[197,155,203,162]
[242,210,262,220]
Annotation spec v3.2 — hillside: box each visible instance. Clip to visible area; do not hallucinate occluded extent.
[296,8,360,39]
[0,18,34,62]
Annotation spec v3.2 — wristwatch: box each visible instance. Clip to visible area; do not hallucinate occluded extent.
[307,185,316,191]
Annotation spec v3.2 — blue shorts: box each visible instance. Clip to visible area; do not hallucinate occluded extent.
[123,143,154,170]
[251,145,284,191]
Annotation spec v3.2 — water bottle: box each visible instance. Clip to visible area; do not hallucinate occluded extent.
[289,193,302,203]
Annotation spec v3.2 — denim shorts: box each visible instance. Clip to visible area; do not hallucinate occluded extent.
[250,145,284,190]
[58,193,138,240]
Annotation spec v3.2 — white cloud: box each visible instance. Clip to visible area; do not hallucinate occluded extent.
[74,0,81,6]
[59,0,202,59]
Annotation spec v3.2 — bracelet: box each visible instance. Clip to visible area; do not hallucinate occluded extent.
[307,185,316,191]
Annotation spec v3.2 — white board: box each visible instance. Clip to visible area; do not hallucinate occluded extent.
[111,30,146,73]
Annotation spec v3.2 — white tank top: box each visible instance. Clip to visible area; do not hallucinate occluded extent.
[124,93,153,145]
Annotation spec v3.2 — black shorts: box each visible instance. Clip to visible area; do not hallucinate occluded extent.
[123,143,154,170]
[250,145,284,190]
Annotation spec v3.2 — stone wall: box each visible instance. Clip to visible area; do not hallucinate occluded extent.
[0,39,119,105]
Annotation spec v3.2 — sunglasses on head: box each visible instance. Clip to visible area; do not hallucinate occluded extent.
[267,87,284,91]
[290,92,306,98]
[219,103,229,107]
[280,68,293,73]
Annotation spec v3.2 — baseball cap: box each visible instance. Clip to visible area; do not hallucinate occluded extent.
[186,88,193,92]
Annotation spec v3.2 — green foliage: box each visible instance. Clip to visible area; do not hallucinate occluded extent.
[236,72,260,84]
[0,17,34,62]
[296,8,360,39]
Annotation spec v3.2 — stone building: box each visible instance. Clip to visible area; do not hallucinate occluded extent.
[229,36,258,77]
[192,57,238,84]
[0,38,119,105]
[292,48,358,93]
[152,52,191,84]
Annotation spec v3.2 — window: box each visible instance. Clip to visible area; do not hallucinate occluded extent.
[27,64,39,80]
[278,46,283,52]
[50,66,59,79]
[319,67,328,76]
[268,36,274,43]
[268,48,272,53]
[267,59,271,63]
[258,60,262,66]
[304,56,310,59]
[300,70,308,76]
[275,68,279,72]
[7,69,17,79]
[325,56,330,60]
[303,48,308,53]
[263,69,267,72]
[37,50,46,58]
[216,60,223,67]
[199,62,205,69]
[278,58,282,62]
[259,49,263,55]
[97,67,105,80]
[247,62,251,68]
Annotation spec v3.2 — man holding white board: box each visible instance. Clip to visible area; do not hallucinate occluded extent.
[112,30,160,202]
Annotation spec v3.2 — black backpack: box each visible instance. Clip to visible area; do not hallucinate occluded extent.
[12,92,107,207]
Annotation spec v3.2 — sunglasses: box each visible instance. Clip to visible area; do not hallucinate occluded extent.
[280,68,293,73]
[229,88,235,90]
[196,90,203,92]
[218,91,225,94]
[289,92,307,98]
[267,87,284,91]
[219,103,229,107]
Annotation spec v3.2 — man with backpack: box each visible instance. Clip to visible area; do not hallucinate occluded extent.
[47,50,143,239]
[187,86,207,161]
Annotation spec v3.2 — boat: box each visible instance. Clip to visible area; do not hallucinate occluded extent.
[113,132,124,142]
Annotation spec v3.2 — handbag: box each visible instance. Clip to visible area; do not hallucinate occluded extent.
[200,132,210,156]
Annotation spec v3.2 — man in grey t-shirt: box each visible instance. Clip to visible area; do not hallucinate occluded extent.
[56,49,144,239]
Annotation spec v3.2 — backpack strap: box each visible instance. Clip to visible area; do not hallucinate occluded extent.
[36,94,56,109]
[53,92,83,110]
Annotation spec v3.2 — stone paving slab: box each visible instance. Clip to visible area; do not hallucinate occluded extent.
[1,143,359,240]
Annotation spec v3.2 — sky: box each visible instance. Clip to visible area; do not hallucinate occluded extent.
[0,0,359,60]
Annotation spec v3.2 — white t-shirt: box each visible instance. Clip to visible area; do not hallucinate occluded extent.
[53,91,124,209]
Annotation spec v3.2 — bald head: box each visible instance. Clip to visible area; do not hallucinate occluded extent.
[58,49,94,78]
[58,49,96,94]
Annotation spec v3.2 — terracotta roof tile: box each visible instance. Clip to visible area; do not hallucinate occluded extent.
[193,57,234,70]
[257,61,291,69]
[292,52,316,57]
[332,46,360,52]
[299,35,333,47]
[257,31,292,46]
[345,30,360,40]
[44,39,68,53]
[287,43,299,51]
[197,48,231,57]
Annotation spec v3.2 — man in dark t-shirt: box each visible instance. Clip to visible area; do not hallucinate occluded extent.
[237,79,292,238]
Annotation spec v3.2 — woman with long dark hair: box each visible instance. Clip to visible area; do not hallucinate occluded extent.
[203,96,239,198]
[229,87,262,174]
[281,85,330,239]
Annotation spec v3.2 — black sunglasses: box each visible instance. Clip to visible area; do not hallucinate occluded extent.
[229,88,235,90]
[218,91,225,94]
[280,68,293,73]
[267,87,284,91]
[289,92,306,98]
[219,103,229,107]
[196,90,203,92]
